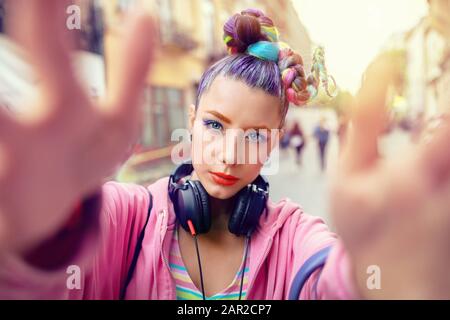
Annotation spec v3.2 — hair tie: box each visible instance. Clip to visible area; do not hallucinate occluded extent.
[246,41,280,62]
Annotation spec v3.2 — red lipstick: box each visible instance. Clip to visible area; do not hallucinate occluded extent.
[209,171,239,186]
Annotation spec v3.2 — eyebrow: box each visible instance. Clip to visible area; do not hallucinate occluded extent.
[205,110,272,131]
[205,110,232,124]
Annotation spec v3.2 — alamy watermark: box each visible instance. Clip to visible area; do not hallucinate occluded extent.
[66,5,81,30]
[170,126,282,176]
[366,265,381,290]
[66,265,81,290]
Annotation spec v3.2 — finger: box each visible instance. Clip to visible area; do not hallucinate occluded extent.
[341,54,399,173]
[417,115,450,187]
[104,13,156,117]
[0,107,18,138]
[7,0,78,97]
[0,107,16,183]
[0,211,8,252]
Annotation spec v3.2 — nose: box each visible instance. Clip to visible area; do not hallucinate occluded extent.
[218,129,243,165]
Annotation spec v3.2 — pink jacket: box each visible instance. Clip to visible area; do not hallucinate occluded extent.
[0,177,359,299]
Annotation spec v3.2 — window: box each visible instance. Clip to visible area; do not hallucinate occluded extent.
[167,88,186,132]
[141,87,154,148]
[140,86,185,150]
[153,87,169,148]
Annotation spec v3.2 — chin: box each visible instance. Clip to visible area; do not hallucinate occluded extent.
[203,182,240,200]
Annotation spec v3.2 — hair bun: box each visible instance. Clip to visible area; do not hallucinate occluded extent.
[224,8,279,54]
[223,9,318,107]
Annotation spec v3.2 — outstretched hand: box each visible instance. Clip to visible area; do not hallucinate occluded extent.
[330,53,450,299]
[0,0,156,251]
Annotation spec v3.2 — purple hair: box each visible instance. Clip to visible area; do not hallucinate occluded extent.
[194,8,310,126]
[195,54,285,115]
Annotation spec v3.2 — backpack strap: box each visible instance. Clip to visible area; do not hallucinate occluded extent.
[120,190,153,300]
[288,245,332,300]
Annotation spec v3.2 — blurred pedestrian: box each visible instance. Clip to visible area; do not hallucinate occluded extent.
[314,117,330,171]
[289,121,306,165]
[279,123,291,151]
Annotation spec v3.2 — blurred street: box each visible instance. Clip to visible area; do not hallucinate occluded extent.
[117,131,339,226]
[117,108,413,232]
[267,135,338,227]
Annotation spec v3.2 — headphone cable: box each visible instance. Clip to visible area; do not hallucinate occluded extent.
[193,235,207,301]
[239,235,250,300]
[187,220,207,300]
[189,220,251,301]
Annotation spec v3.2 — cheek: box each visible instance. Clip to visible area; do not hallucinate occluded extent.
[245,141,273,164]
[191,125,222,164]
[240,164,264,183]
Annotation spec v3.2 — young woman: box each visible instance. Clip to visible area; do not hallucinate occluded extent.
[0,2,449,300]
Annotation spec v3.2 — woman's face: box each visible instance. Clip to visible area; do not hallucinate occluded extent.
[189,76,283,200]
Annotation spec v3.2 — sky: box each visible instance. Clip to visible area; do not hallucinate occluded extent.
[292,0,429,94]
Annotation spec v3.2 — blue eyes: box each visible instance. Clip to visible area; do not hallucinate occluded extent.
[246,131,267,143]
[202,119,267,143]
[203,119,223,131]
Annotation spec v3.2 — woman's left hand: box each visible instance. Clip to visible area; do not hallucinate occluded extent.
[329,53,450,299]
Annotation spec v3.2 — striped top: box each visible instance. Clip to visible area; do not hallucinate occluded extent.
[169,225,250,300]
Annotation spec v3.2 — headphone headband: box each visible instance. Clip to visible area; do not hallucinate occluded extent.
[170,160,195,185]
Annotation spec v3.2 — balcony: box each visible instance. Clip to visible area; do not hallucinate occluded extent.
[159,22,198,52]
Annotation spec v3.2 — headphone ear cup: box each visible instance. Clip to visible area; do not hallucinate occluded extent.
[189,180,211,234]
[171,182,198,233]
[229,187,252,236]
[229,185,267,236]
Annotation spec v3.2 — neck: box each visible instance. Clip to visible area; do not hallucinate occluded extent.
[209,196,235,233]
[190,170,235,234]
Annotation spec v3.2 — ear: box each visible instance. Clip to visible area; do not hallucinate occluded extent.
[188,104,196,131]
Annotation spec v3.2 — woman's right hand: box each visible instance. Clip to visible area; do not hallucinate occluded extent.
[0,0,155,252]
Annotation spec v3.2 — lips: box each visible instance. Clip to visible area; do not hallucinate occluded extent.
[209,171,239,186]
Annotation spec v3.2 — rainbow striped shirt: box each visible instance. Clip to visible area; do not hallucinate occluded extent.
[169,226,250,300]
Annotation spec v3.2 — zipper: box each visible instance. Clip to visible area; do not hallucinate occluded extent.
[159,208,176,299]
[160,209,171,270]
[245,236,273,297]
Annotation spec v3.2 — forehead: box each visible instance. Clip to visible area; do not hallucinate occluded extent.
[197,76,282,129]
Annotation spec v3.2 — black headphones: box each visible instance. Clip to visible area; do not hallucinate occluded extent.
[168,160,269,237]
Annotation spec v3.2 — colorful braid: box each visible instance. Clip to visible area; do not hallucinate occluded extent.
[278,46,316,106]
